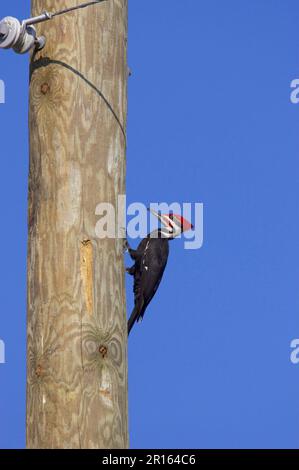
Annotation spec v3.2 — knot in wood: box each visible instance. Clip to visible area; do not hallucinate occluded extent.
[99,345,108,359]
[41,83,50,95]
[35,364,43,377]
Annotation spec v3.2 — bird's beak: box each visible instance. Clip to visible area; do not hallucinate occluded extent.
[148,208,169,227]
[148,208,159,219]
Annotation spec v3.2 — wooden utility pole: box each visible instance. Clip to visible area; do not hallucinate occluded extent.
[27,0,128,448]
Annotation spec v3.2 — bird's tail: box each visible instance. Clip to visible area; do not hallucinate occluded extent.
[128,304,142,336]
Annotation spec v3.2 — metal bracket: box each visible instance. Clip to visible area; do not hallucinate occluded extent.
[23,12,53,27]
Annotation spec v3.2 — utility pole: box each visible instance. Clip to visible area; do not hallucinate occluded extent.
[27,0,128,449]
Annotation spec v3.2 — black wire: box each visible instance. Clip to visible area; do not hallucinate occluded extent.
[51,0,107,19]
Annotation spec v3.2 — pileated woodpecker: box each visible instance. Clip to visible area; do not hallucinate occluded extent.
[126,209,193,335]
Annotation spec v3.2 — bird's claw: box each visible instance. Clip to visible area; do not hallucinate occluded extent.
[123,238,129,253]
[126,265,135,275]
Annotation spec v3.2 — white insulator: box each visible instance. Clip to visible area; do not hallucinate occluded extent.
[0,17,22,49]
[0,16,46,54]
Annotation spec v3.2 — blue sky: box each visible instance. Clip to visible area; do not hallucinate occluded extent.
[0,0,299,449]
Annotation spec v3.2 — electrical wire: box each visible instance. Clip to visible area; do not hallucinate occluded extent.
[51,0,107,19]
[23,0,108,26]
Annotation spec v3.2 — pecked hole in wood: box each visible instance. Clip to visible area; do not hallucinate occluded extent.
[80,240,94,315]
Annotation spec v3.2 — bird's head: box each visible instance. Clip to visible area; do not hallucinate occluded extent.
[149,209,193,238]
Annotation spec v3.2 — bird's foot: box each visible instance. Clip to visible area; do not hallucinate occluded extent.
[123,238,130,253]
[126,265,135,275]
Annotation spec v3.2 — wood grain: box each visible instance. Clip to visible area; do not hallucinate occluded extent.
[27,0,128,449]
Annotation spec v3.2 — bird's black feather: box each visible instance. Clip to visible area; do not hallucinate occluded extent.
[127,230,170,334]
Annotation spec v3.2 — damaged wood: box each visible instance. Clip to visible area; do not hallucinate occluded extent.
[80,240,94,315]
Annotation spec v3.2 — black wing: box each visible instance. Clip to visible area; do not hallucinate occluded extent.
[135,238,169,320]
